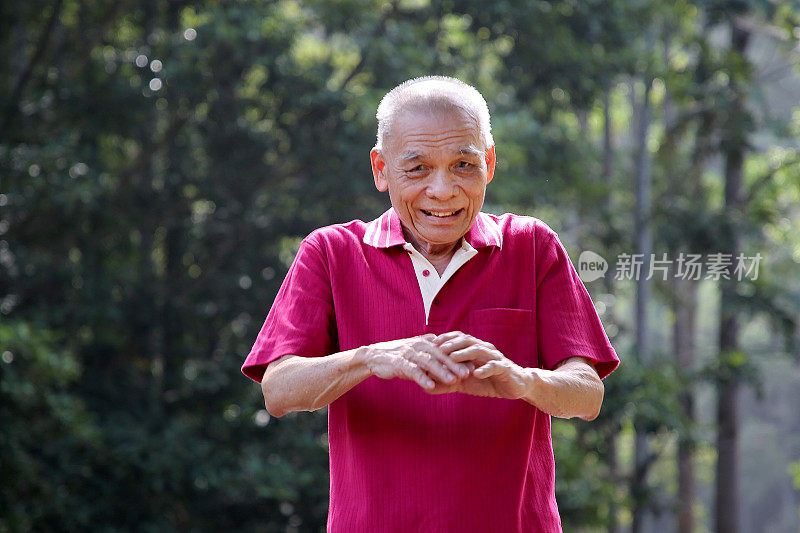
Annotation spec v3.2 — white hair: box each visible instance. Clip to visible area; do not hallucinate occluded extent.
[374,76,494,151]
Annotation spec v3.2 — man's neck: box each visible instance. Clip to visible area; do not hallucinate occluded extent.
[402,228,459,275]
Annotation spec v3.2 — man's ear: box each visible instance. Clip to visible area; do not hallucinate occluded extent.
[485,145,496,184]
[371,149,388,192]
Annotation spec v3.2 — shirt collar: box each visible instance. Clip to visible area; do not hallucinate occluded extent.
[362,208,406,248]
[363,208,503,249]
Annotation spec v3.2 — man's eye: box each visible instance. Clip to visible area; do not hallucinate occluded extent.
[456,161,473,169]
[408,165,425,172]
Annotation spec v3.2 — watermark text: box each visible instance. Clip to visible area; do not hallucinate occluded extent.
[578,252,762,283]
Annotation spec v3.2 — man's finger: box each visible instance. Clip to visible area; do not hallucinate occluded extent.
[473,360,505,379]
[411,351,457,384]
[431,331,463,345]
[438,336,477,354]
[416,338,470,379]
[439,355,471,378]
[399,359,435,389]
[449,344,496,364]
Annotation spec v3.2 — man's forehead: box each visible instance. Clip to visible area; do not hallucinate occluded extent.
[395,103,479,128]
[387,108,483,152]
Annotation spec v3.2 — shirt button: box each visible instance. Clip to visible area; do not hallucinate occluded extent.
[422,269,430,277]
[433,298,440,306]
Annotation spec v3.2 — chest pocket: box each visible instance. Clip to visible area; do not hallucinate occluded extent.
[466,308,538,368]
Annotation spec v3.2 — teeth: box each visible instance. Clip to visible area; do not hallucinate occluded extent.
[425,210,457,217]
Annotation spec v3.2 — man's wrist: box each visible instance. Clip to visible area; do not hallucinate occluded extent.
[353,345,374,376]
[523,367,545,403]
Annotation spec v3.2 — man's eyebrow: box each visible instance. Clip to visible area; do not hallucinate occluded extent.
[399,148,482,163]
[399,152,423,163]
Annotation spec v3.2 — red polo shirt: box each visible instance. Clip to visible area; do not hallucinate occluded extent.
[243,209,618,532]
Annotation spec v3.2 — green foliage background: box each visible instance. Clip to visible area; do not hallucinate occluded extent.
[2,0,799,531]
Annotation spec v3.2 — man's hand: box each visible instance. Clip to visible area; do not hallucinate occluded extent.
[431,331,532,399]
[361,334,472,391]
[433,331,605,420]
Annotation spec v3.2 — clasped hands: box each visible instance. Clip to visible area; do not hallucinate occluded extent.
[363,332,534,400]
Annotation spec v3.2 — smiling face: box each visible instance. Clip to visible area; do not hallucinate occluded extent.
[370,106,496,260]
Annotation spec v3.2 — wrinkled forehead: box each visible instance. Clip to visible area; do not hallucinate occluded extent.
[385,103,483,153]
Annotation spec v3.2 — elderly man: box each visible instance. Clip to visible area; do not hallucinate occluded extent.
[242,76,618,532]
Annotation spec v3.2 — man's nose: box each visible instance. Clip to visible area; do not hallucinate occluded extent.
[426,169,457,199]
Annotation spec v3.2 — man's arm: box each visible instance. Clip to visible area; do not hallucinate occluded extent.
[261,350,369,418]
[433,332,604,421]
[521,356,604,421]
[261,335,472,417]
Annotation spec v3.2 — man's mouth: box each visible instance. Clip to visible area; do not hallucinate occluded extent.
[420,208,463,218]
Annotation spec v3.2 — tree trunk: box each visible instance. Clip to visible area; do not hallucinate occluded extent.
[661,28,698,533]
[601,87,621,533]
[714,19,750,533]
[631,70,654,533]
[602,90,613,190]
[673,276,697,533]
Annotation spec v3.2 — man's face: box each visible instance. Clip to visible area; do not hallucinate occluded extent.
[370,107,496,254]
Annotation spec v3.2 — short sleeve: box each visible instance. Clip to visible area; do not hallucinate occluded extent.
[241,235,337,382]
[535,231,619,379]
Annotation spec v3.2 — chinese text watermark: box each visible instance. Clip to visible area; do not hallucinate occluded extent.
[577,251,762,283]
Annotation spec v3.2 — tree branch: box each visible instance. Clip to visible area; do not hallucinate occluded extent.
[119,115,189,190]
[0,0,64,135]
[338,0,400,90]
[745,156,800,205]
